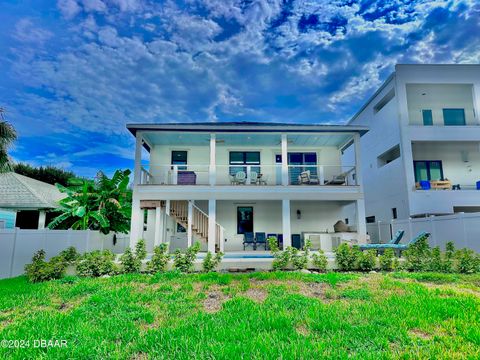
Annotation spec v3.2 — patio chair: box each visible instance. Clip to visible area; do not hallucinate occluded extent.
[243,232,255,250]
[277,234,283,248]
[229,175,238,185]
[235,171,247,185]
[359,230,405,250]
[292,234,302,249]
[359,232,430,255]
[255,232,267,250]
[298,170,320,185]
[419,180,431,190]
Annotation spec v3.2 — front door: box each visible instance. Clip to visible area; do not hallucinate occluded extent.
[237,206,253,234]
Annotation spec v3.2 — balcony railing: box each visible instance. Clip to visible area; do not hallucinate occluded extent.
[140,164,357,186]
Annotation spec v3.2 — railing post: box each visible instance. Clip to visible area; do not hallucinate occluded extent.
[281,134,288,186]
[318,165,325,186]
[208,200,216,253]
[246,165,251,185]
[219,227,225,253]
[172,165,178,185]
[354,133,362,188]
[209,133,216,185]
[133,132,143,185]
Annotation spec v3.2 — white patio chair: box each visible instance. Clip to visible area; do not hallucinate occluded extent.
[235,171,247,185]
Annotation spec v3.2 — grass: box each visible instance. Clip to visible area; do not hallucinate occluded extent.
[0,271,479,359]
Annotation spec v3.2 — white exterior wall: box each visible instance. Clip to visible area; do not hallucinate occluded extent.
[351,64,480,222]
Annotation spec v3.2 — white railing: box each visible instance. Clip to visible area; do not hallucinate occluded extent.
[140,164,357,186]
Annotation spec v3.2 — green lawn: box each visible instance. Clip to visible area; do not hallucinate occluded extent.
[0,272,479,359]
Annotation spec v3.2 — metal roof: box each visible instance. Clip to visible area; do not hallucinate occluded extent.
[0,172,65,210]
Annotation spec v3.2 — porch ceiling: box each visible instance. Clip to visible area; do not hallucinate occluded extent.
[143,132,353,147]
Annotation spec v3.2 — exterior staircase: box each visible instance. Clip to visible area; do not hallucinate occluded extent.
[166,200,223,250]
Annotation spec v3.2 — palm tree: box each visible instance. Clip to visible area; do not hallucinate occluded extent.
[0,107,17,173]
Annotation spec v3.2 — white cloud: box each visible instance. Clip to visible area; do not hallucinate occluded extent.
[13,18,53,44]
[57,0,82,19]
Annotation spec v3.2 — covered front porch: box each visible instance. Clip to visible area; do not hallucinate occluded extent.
[136,199,367,255]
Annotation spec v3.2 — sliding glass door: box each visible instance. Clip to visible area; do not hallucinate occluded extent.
[414,161,443,182]
[288,152,317,184]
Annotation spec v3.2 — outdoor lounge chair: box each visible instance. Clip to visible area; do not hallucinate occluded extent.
[325,173,347,185]
[250,171,259,184]
[359,230,405,250]
[243,232,255,250]
[235,171,247,185]
[359,231,430,254]
[255,232,267,250]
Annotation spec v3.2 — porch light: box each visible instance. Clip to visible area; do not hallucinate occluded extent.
[296,209,301,219]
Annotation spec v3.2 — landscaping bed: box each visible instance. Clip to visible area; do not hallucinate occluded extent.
[0,272,479,359]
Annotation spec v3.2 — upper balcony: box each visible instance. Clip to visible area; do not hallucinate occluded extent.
[127,123,368,196]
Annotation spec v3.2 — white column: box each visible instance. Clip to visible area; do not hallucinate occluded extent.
[318,165,325,185]
[172,165,178,185]
[353,133,362,188]
[129,197,143,248]
[282,199,291,249]
[187,201,193,247]
[154,206,164,246]
[246,165,251,185]
[133,132,143,185]
[209,133,216,185]
[281,134,288,185]
[38,210,46,229]
[219,227,225,253]
[356,199,367,244]
[207,199,216,253]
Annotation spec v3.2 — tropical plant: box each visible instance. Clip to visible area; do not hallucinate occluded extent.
[13,162,76,186]
[0,107,17,173]
[76,250,118,277]
[202,251,224,273]
[335,243,360,271]
[379,248,395,271]
[357,250,377,271]
[311,250,328,272]
[120,239,147,273]
[147,243,170,273]
[48,169,132,234]
[25,250,67,283]
[173,242,201,273]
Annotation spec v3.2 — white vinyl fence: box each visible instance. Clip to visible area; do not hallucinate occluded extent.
[367,213,480,252]
[0,229,129,279]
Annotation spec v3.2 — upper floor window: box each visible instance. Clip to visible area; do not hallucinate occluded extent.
[443,108,466,126]
[422,109,433,126]
[229,151,260,175]
[377,145,400,167]
[171,151,187,170]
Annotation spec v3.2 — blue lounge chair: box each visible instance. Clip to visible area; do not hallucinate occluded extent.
[255,232,267,250]
[360,230,405,250]
[243,232,255,250]
[360,232,430,253]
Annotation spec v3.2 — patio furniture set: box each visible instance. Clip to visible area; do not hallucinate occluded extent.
[416,180,480,190]
[229,171,267,185]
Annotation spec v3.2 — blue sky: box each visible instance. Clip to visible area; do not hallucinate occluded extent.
[1,0,479,178]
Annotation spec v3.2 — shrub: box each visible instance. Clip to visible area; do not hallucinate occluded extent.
[335,243,360,271]
[202,251,224,273]
[455,248,480,274]
[292,240,311,270]
[428,246,443,272]
[357,250,377,271]
[403,234,431,271]
[120,239,147,274]
[443,242,456,273]
[379,248,395,271]
[173,242,201,273]
[267,237,280,253]
[147,243,169,274]
[25,250,67,283]
[311,250,328,272]
[77,250,118,277]
[272,250,290,271]
[271,241,311,271]
[59,246,80,263]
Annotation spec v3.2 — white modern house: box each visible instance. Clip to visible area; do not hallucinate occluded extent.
[346,64,480,224]
[127,122,368,254]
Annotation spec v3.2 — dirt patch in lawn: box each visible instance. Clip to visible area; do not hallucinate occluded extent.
[243,288,268,303]
[295,324,311,336]
[298,282,329,301]
[409,328,432,340]
[204,291,230,313]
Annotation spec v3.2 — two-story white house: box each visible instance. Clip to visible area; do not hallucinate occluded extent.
[127,122,368,254]
[347,64,480,224]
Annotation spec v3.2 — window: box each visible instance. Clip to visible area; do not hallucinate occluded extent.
[414,160,444,182]
[443,108,466,126]
[392,208,397,220]
[422,109,433,125]
[229,152,260,175]
[288,152,317,184]
[373,88,395,113]
[344,218,349,225]
[237,207,253,234]
[366,216,376,224]
[377,145,401,167]
[171,151,187,170]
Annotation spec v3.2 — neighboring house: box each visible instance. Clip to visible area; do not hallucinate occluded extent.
[127,122,368,253]
[345,64,480,224]
[0,172,65,229]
